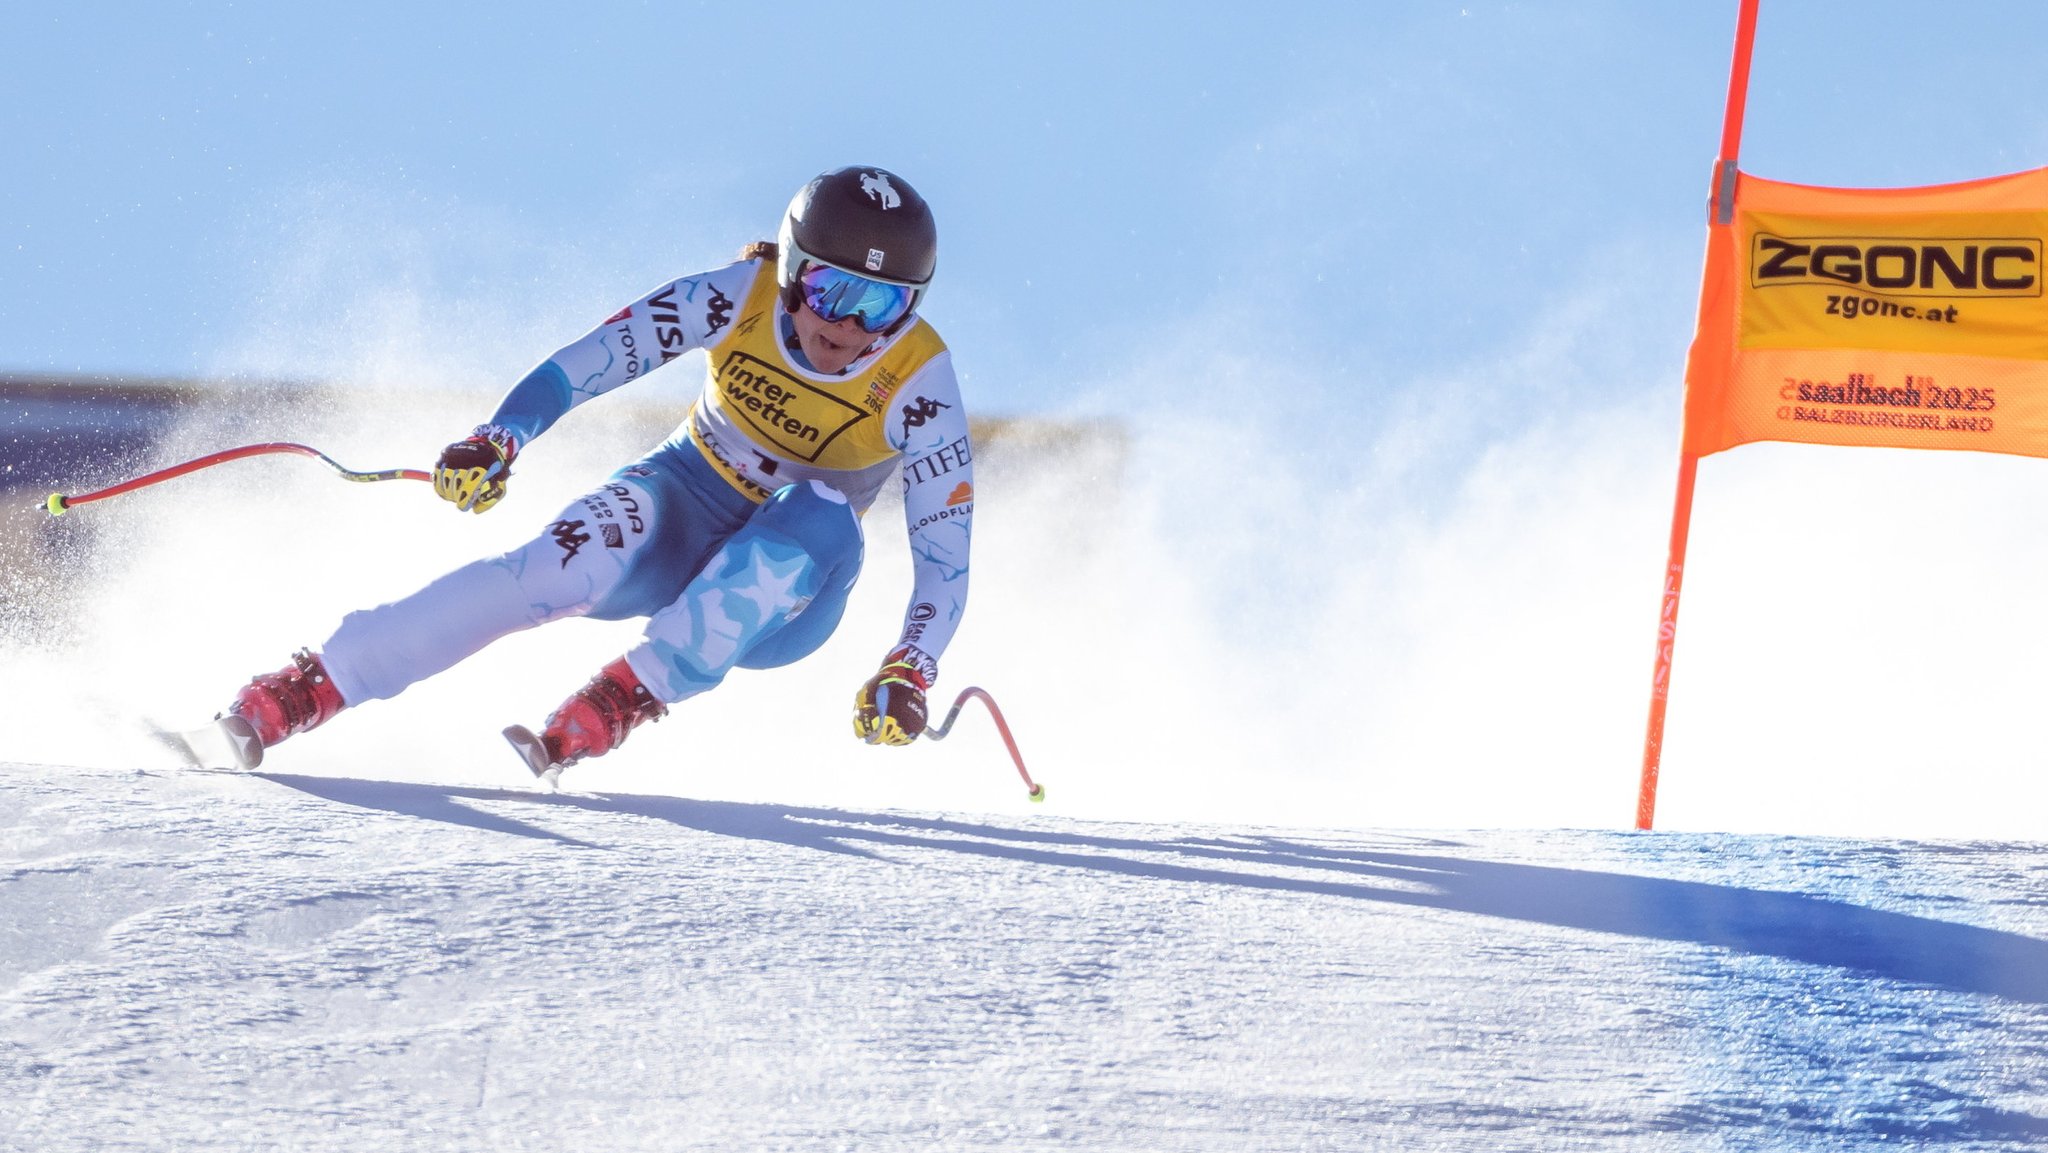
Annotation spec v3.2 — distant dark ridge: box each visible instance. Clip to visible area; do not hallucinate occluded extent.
[1,373,315,494]
[0,371,1116,495]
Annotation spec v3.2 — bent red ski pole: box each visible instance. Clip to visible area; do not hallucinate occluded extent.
[925,685,1044,802]
[44,442,432,516]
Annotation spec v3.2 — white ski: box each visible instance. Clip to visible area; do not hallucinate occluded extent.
[155,714,264,771]
[503,725,563,790]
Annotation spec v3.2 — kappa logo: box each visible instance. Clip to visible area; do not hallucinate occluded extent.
[860,172,902,210]
[704,285,734,336]
[946,482,973,507]
[551,519,591,568]
[901,395,952,437]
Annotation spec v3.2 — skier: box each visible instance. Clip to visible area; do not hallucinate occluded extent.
[215,165,974,781]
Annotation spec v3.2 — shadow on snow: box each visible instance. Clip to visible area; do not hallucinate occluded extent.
[257,772,2048,1007]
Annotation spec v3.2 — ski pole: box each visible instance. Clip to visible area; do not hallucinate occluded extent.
[44,442,432,516]
[924,686,1044,802]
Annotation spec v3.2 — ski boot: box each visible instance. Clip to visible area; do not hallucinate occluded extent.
[504,657,667,787]
[219,649,349,769]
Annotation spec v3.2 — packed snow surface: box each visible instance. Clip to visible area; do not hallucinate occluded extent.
[4,761,2047,1151]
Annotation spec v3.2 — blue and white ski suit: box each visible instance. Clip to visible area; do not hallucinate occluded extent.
[318,256,973,710]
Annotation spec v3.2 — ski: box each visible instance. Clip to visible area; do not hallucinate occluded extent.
[503,724,563,790]
[154,714,264,771]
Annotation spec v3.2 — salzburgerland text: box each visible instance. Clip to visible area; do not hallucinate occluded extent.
[1782,407,1994,433]
[1779,373,1995,412]
[1774,373,1997,435]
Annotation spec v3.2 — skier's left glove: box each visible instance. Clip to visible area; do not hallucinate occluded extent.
[434,424,518,514]
[853,647,933,746]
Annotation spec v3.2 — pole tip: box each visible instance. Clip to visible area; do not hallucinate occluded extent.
[44,493,67,517]
[1027,784,1045,803]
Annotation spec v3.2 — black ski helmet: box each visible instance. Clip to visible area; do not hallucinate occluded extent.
[777,166,936,331]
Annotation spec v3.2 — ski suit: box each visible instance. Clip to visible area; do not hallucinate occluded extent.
[316,256,973,710]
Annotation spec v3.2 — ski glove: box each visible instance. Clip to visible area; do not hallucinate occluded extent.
[434,425,518,514]
[853,647,933,746]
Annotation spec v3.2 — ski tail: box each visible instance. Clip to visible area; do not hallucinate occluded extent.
[155,715,264,771]
[504,725,562,790]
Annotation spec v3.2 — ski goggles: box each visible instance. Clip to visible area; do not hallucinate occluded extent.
[798,262,917,333]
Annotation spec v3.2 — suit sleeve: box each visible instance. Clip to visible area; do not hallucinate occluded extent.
[486,260,759,446]
[883,349,973,683]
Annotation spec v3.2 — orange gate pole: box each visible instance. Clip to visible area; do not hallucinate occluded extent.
[1637,0,1760,830]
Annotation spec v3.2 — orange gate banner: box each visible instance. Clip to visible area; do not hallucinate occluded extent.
[1682,165,2048,459]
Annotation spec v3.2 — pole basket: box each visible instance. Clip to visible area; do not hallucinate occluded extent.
[926,686,1044,802]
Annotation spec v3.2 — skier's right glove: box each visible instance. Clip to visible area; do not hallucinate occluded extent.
[434,424,518,514]
[853,647,932,746]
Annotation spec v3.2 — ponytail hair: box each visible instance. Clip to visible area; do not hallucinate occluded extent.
[739,240,777,263]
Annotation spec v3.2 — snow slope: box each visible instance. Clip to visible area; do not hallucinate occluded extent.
[4,761,2046,1151]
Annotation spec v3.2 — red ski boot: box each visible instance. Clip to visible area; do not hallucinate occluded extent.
[218,649,349,768]
[504,657,667,785]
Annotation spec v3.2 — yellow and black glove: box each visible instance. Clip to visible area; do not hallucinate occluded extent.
[434,425,518,513]
[853,648,932,746]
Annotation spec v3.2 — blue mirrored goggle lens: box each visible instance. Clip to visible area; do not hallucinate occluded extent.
[799,263,915,333]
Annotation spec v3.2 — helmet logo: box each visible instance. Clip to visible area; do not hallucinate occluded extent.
[866,248,885,271]
[859,172,902,210]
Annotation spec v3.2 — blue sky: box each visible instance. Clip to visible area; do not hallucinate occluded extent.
[10,3,2048,408]
[12,2,2048,834]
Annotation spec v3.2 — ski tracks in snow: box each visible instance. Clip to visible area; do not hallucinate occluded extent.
[4,762,2048,1151]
